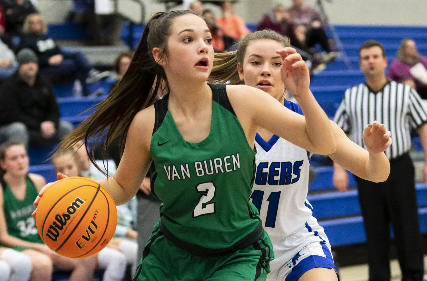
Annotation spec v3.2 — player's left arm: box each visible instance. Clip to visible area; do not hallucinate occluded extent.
[330,121,391,183]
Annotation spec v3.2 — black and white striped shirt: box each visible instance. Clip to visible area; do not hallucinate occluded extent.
[333,81,427,160]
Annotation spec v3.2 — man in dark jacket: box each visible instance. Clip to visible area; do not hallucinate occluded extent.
[0,48,73,146]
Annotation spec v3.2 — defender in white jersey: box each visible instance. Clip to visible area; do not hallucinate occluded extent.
[253,99,337,280]
[210,30,392,281]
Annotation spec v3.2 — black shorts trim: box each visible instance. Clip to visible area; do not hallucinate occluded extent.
[159,220,264,257]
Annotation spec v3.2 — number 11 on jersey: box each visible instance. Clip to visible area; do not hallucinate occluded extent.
[250,190,281,228]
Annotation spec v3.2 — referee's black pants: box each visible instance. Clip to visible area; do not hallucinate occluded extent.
[355,153,424,281]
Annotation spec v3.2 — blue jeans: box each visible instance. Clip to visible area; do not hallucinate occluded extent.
[39,50,92,96]
[0,122,29,146]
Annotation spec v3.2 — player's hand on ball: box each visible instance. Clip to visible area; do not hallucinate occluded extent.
[33,177,117,258]
[32,173,68,217]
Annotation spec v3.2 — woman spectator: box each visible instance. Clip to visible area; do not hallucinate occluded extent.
[0,141,98,281]
[256,4,312,62]
[202,9,236,52]
[288,0,338,64]
[215,0,250,40]
[18,13,108,96]
[387,38,427,99]
[110,51,133,93]
[52,147,135,280]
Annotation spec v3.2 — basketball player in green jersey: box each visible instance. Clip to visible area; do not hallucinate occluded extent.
[34,10,336,280]
[0,141,98,281]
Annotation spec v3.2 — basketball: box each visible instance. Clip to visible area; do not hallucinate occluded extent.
[35,177,117,258]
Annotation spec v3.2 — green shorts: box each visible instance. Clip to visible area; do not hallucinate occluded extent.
[133,221,274,281]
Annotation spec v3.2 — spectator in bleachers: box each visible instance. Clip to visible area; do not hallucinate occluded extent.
[1,0,36,48]
[0,48,73,147]
[215,0,250,40]
[109,50,133,93]
[333,40,427,281]
[71,0,123,46]
[202,9,236,52]
[1,0,36,34]
[288,0,338,64]
[0,37,17,82]
[72,141,138,274]
[0,140,99,281]
[256,4,313,63]
[52,146,134,281]
[0,246,32,281]
[387,38,427,99]
[189,0,203,16]
[18,13,108,96]
[256,4,295,44]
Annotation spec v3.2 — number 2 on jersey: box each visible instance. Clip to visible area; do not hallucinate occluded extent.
[250,190,281,228]
[193,182,216,217]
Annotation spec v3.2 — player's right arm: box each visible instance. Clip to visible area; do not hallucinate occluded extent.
[33,106,154,209]
[331,121,391,192]
[97,106,154,206]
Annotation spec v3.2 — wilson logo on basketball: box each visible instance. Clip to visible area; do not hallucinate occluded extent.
[45,198,85,242]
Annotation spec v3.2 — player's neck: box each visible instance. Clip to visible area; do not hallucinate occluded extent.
[168,82,212,116]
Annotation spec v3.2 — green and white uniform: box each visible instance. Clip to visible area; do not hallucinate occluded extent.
[2,176,42,245]
[134,84,273,281]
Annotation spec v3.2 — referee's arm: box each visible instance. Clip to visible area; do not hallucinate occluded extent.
[417,123,427,182]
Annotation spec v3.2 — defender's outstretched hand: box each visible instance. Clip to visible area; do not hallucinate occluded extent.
[276,47,310,97]
[363,121,392,154]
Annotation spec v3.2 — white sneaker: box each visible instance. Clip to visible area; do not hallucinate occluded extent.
[86,70,112,84]
[316,52,339,64]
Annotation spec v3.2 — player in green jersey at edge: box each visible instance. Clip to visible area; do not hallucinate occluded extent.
[33,10,336,280]
[0,141,98,281]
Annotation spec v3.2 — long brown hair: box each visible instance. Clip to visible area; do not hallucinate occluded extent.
[59,10,194,171]
[209,29,290,85]
[397,38,420,64]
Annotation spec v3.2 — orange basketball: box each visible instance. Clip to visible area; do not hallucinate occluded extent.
[35,177,117,258]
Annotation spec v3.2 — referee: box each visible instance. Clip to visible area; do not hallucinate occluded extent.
[333,40,427,281]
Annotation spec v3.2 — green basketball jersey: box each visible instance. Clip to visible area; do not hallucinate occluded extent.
[2,176,43,244]
[150,84,263,256]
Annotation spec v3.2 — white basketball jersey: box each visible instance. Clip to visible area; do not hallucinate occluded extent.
[251,100,313,238]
